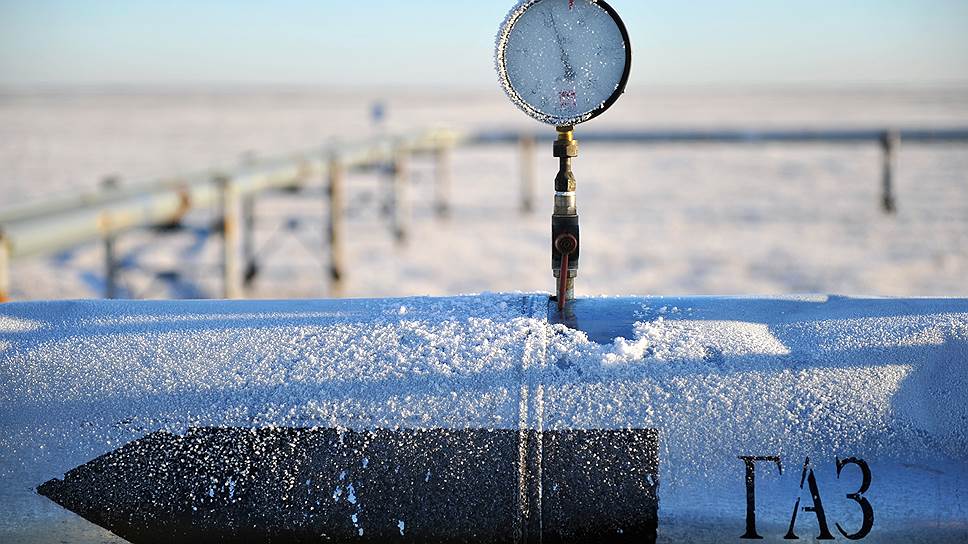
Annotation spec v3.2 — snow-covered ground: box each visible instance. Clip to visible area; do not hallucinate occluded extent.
[1,86,967,299]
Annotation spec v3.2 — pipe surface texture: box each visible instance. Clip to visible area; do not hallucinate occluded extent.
[1,294,967,542]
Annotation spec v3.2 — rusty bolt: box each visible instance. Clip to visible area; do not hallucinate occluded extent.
[555,233,578,255]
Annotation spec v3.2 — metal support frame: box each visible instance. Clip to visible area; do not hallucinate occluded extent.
[881,130,900,215]
[0,130,451,300]
[218,175,242,299]
[327,155,346,297]
[520,135,536,214]
[1,126,965,300]
[468,127,968,217]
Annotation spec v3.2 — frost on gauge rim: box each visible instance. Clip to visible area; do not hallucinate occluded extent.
[496,0,631,127]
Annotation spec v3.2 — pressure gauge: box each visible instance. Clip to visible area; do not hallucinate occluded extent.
[496,0,632,127]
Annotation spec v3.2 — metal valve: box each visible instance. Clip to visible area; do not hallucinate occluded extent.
[554,233,578,311]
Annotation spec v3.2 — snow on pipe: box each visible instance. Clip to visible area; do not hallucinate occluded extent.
[1,294,967,542]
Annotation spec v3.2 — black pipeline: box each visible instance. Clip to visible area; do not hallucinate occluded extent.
[38,427,659,544]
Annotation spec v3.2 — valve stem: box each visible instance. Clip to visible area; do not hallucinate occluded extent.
[552,126,579,310]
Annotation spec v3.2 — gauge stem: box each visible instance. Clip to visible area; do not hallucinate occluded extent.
[552,126,579,307]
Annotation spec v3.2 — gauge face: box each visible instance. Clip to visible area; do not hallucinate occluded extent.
[496,0,631,127]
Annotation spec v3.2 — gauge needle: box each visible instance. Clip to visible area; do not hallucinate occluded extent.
[546,6,576,82]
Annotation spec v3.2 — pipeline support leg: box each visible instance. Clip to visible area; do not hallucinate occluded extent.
[242,195,257,288]
[100,176,121,299]
[104,234,118,299]
[520,135,536,214]
[218,176,242,299]
[880,130,900,214]
[434,143,452,219]
[327,156,346,297]
[392,148,410,245]
[0,233,10,302]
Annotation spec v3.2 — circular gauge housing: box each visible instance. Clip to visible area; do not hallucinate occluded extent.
[496,0,631,127]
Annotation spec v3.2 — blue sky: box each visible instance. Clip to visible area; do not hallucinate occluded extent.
[1,0,966,88]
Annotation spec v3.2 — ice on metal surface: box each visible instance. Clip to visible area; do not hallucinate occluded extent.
[497,0,629,126]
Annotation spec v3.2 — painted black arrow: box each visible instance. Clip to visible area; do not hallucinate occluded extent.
[37,427,658,543]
